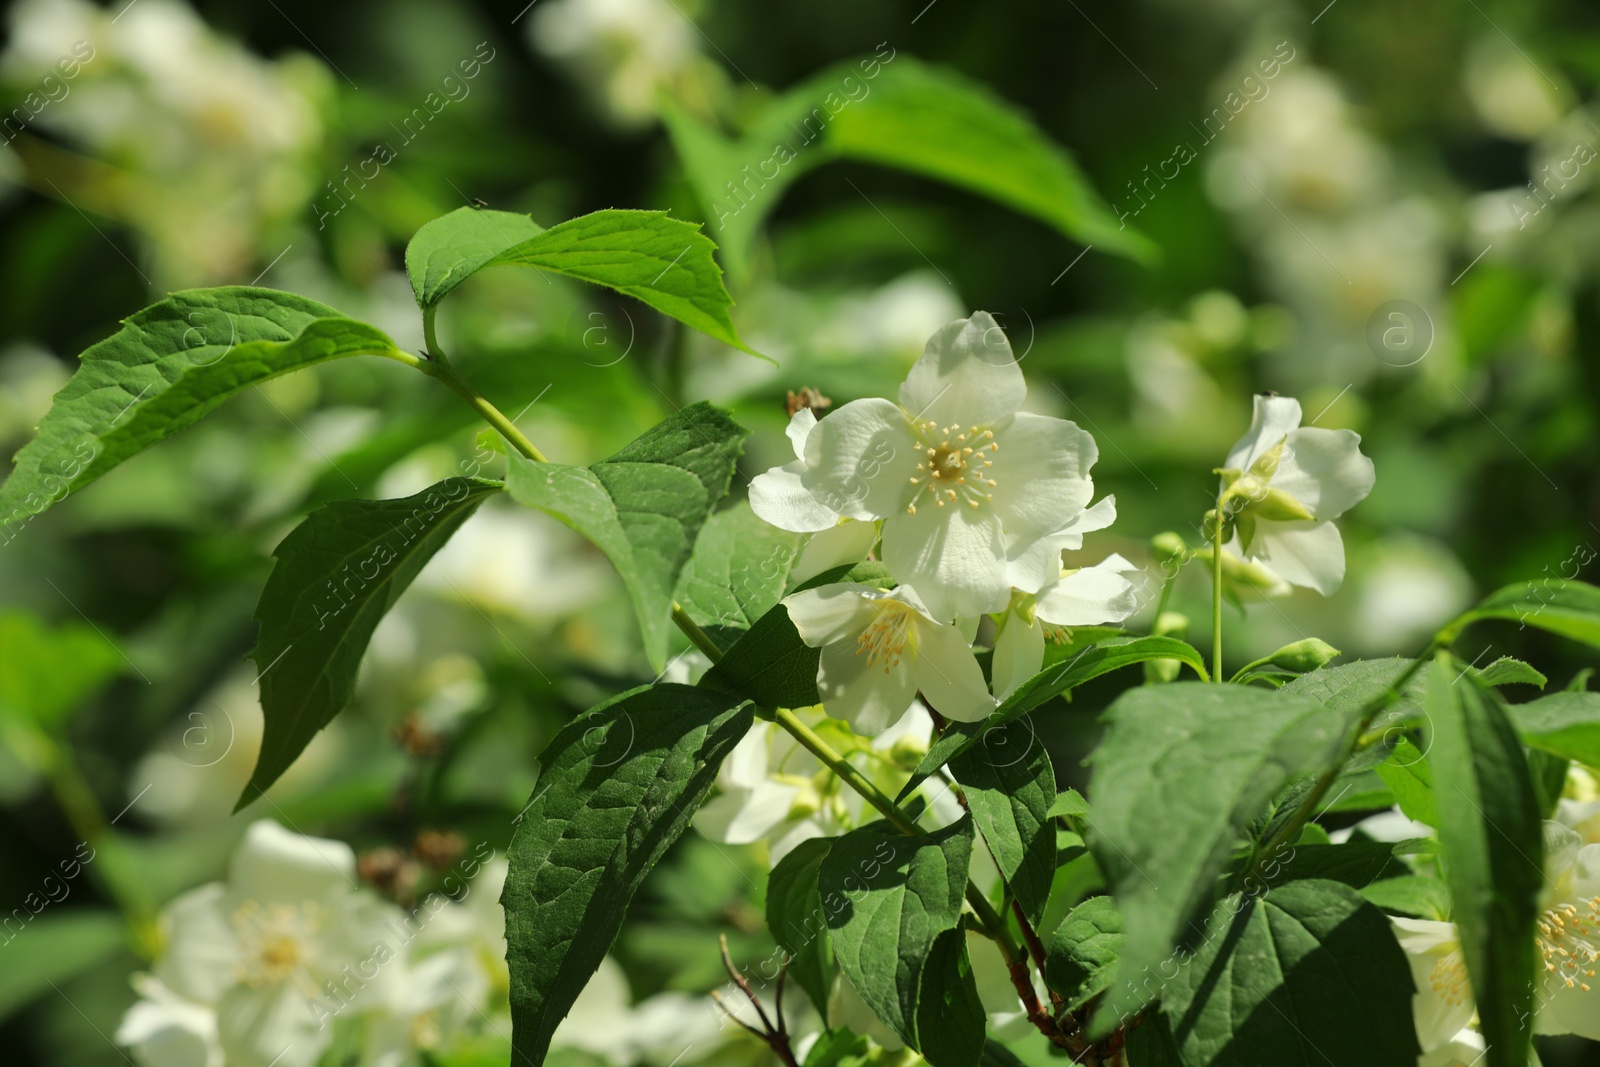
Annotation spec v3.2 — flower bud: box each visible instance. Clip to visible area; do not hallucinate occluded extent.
[1150,532,1188,563]
[1261,638,1340,673]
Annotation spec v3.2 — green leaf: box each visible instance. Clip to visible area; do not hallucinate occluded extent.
[1374,738,1438,826]
[896,635,1207,804]
[701,561,893,708]
[664,55,1153,280]
[408,206,756,353]
[674,501,803,650]
[405,207,546,310]
[1085,683,1358,1025]
[819,818,984,1066]
[0,288,401,536]
[1360,875,1452,920]
[1443,579,1600,651]
[1252,840,1412,891]
[1049,787,1090,819]
[242,477,501,806]
[950,728,1055,925]
[765,837,836,1013]
[1424,659,1542,1067]
[802,1029,872,1067]
[1505,691,1600,765]
[1278,657,1426,730]
[0,612,125,731]
[505,683,754,1064]
[1476,656,1548,690]
[1160,880,1419,1066]
[1045,895,1124,1011]
[506,402,747,671]
[0,909,126,1022]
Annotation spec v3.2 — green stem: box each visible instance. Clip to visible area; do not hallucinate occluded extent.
[39,738,161,958]
[672,603,724,662]
[1211,512,1224,684]
[419,307,549,463]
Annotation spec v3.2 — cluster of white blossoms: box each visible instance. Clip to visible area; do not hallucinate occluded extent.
[749,311,1140,736]
[1,0,329,287]
[116,822,508,1067]
[1389,799,1600,1062]
[748,313,1375,742]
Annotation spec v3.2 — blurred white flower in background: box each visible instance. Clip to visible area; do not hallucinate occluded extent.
[120,821,409,1067]
[528,0,709,128]
[1347,536,1474,655]
[1463,35,1568,141]
[551,955,729,1064]
[119,823,517,1067]
[0,343,69,445]
[1206,58,1457,389]
[413,498,613,623]
[0,0,329,287]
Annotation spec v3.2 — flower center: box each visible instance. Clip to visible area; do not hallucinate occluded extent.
[231,899,319,986]
[906,421,999,515]
[1428,949,1471,1006]
[1537,895,1600,992]
[856,604,912,672]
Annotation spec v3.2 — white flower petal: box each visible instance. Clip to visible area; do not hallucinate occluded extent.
[229,821,356,904]
[1035,555,1142,627]
[785,584,881,646]
[1419,1029,1485,1067]
[154,884,240,1005]
[1226,394,1303,473]
[750,460,841,533]
[1275,427,1376,518]
[898,312,1026,429]
[784,407,819,461]
[987,413,1098,543]
[694,779,801,845]
[1248,519,1347,596]
[1054,495,1118,552]
[791,520,880,584]
[118,981,223,1067]
[911,617,994,722]
[217,982,331,1067]
[882,503,1009,620]
[800,398,920,520]
[1390,917,1476,1051]
[991,613,1046,701]
[817,635,920,735]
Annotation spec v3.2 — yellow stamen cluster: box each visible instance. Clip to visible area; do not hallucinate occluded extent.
[856,604,912,673]
[906,421,999,515]
[231,899,319,986]
[1429,949,1472,1007]
[1537,895,1600,992]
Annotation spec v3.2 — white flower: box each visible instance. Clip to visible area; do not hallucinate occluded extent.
[751,312,1103,621]
[693,709,842,865]
[554,955,729,1064]
[695,703,946,865]
[785,583,992,733]
[1389,916,1475,1053]
[125,821,409,1067]
[1390,821,1600,1049]
[1218,394,1374,596]
[116,976,223,1067]
[1532,821,1600,1040]
[990,549,1141,701]
[528,0,702,127]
